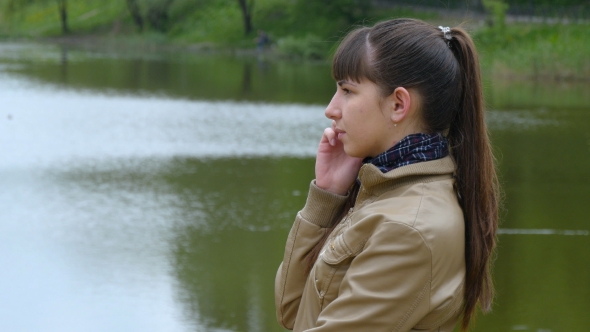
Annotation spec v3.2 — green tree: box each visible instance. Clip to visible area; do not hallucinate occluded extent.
[146,0,175,32]
[124,0,176,33]
[2,0,69,34]
[483,0,509,29]
[294,0,372,26]
[56,0,68,34]
[126,0,144,31]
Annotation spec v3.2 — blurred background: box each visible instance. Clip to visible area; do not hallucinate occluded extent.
[0,0,589,331]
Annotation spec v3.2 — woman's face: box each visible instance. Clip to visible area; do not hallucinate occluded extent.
[325,78,396,158]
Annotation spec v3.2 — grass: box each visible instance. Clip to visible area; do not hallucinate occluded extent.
[475,23,590,80]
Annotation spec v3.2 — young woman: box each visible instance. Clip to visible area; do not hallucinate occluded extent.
[274,18,499,331]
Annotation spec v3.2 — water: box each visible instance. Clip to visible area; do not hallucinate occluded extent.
[1,42,589,332]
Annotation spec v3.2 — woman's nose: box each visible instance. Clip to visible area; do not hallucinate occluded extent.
[325,94,341,120]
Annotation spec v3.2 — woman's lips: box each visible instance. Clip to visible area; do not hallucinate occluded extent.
[334,128,346,140]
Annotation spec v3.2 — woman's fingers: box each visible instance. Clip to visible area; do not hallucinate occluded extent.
[322,127,337,147]
[315,125,363,195]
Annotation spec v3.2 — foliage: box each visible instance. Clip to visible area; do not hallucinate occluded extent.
[276,34,327,60]
[0,0,437,50]
[483,0,509,29]
[505,0,587,5]
[253,0,439,58]
[167,0,244,44]
[0,0,127,36]
[144,0,175,32]
[1,0,70,34]
[475,23,590,80]
[292,0,371,27]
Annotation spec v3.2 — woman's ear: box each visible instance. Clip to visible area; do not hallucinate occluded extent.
[384,87,413,124]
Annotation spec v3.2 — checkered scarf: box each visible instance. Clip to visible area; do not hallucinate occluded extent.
[363,133,449,173]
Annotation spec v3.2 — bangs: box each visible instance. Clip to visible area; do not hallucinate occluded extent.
[332,27,374,83]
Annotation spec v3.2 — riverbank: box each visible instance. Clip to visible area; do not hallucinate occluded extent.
[0,0,588,81]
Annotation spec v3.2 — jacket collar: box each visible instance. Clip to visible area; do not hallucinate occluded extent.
[355,156,456,206]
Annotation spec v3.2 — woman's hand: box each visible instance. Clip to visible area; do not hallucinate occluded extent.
[315,123,363,195]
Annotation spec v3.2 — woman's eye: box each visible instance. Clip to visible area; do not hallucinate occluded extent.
[342,88,351,95]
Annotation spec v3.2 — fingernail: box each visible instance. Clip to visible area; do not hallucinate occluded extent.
[330,139,336,146]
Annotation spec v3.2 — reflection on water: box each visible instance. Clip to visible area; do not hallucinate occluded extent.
[0,43,335,104]
[1,42,589,331]
[49,156,313,332]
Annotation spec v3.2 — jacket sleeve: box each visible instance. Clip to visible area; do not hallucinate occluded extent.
[307,221,432,332]
[275,180,349,330]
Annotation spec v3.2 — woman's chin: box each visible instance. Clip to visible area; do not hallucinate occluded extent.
[343,147,364,159]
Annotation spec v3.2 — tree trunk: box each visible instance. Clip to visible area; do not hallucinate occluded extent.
[57,0,69,34]
[126,0,144,31]
[146,0,175,32]
[237,0,253,35]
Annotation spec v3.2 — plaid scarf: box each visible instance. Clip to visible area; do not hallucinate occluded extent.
[363,133,449,173]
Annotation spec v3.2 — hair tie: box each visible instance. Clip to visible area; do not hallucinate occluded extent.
[438,26,452,47]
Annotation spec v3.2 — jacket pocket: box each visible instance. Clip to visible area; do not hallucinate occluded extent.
[312,235,354,309]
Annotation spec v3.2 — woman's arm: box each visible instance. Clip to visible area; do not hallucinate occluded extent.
[276,125,362,329]
[275,181,348,329]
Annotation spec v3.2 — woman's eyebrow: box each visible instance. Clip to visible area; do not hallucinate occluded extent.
[337,80,357,86]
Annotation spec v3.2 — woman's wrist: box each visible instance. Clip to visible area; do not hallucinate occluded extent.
[315,179,348,196]
[301,181,349,227]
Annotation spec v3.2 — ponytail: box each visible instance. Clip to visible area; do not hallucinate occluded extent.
[448,28,500,331]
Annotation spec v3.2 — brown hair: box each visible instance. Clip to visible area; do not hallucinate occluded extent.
[306,18,499,331]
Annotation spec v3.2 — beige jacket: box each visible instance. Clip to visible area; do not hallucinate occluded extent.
[275,156,465,332]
